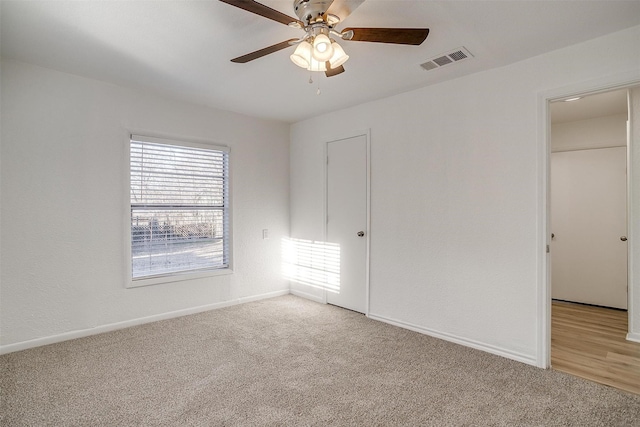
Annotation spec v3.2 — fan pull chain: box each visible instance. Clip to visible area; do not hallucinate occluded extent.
[307,43,320,95]
[308,73,320,95]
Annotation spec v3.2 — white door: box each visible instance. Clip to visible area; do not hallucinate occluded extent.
[326,135,368,313]
[551,147,628,309]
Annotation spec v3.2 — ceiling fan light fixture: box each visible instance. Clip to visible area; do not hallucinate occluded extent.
[290,41,312,68]
[312,33,333,62]
[307,57,327,72]
[329,41,349,68]
[220,0,431,78]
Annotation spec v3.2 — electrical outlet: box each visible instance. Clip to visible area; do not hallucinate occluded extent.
[262,229,269,239]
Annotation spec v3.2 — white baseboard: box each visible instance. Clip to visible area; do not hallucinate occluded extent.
[0,289,290,355]
[368,313,538,367]
[290,288,325,304]
[627,332,640,343]
[238,289,290,304]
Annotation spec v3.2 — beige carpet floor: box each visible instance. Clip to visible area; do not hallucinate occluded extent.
[2,295,639,426]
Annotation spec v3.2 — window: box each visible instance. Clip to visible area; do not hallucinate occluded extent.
[129,135,230,283]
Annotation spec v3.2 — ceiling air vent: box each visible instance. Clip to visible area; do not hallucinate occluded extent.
[420,47,473,72]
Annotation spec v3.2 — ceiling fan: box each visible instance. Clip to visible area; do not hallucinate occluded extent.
[219,0,429,77]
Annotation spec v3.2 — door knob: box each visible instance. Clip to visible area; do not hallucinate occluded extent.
[620,236,627,241]
[357,231,365,237]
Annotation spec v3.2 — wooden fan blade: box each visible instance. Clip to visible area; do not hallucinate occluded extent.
[343,28,429,45]
[219,0,303,26]
[326,0,365,22]
[231,39,298,63]
[325,63,345,77]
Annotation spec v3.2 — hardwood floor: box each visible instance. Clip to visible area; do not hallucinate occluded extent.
[551,300,640,395]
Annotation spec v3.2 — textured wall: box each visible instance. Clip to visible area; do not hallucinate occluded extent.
[290,26,640,365]
[0,60,290,348]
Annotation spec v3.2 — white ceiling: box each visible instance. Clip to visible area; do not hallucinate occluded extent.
[2,0,640,123]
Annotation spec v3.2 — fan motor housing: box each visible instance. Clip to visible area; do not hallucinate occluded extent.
[294,0,332,23]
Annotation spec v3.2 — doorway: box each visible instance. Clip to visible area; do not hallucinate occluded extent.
[325,133,370,314]
[550,90,629,309]
[547,86,640,393]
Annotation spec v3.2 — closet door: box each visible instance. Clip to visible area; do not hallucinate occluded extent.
[326,135,368,313]
[551,147,627,309]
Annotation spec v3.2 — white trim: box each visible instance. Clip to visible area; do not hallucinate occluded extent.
[128,267,234,288]
[628,89,637,341]
[237,289,290,304]
[538,71,640,368]
[290,288,326,304]
[226,140,235,275]
[124,130,133,289]
[130,134,230,153]
[0,289,289,355]
[324,130,371,315]
[369,313,537,367]
[365,129,372,317]
[536,88,552,368]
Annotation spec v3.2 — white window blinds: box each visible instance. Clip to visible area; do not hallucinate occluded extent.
[130,135,230,280]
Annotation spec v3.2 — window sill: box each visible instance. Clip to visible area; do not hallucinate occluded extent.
[127,267,233,288]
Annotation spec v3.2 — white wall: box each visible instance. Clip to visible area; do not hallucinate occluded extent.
[290,26,640,365]
[551,114,627,152]
[0,60,290,351]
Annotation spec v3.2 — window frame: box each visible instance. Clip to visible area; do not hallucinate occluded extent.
[125,134,233,288]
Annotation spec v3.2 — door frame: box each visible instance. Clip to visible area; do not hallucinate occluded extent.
[323,130,371,316]
[537,71,640,368]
